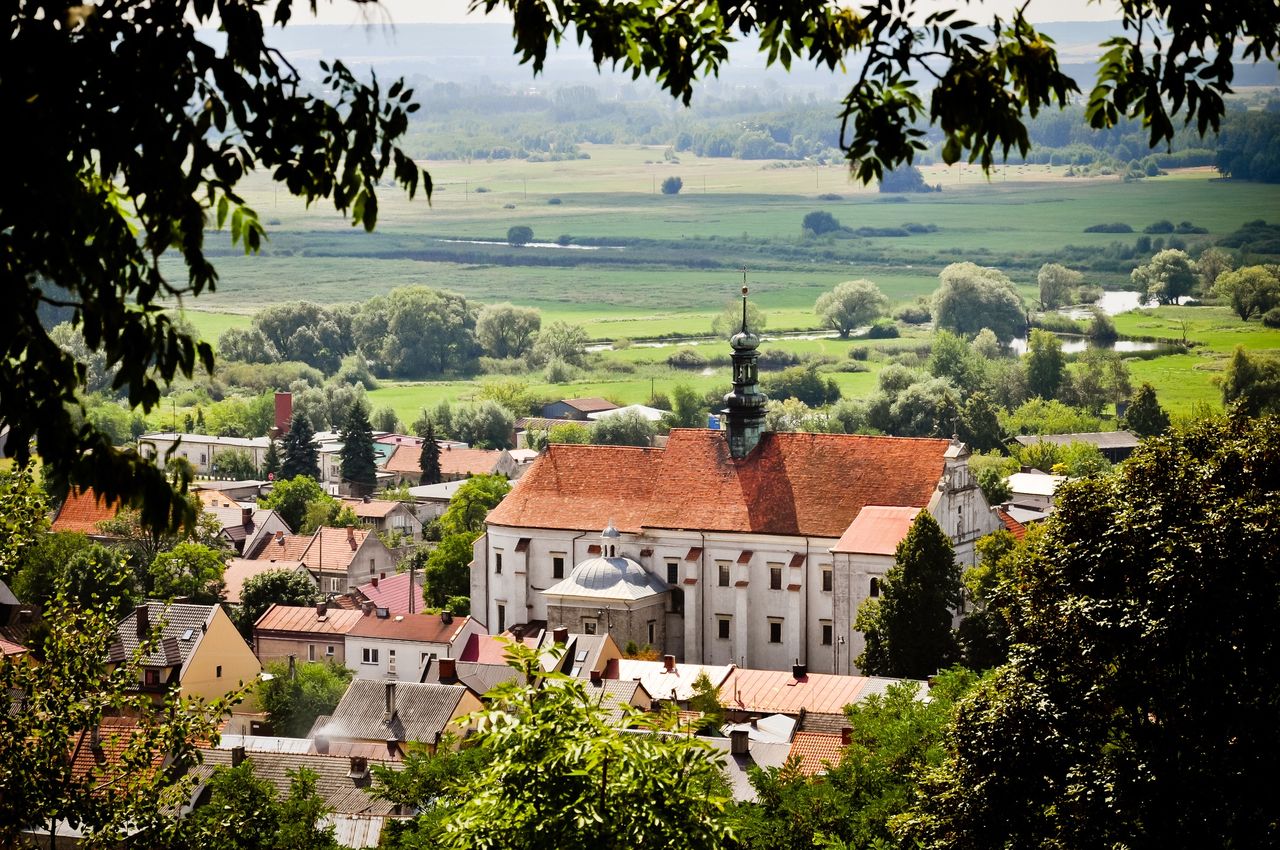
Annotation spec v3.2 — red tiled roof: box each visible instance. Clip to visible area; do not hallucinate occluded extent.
[356,572,422,615]
[347,612,471,644]
[995,507,1028,539]
[458,632,530,664]
[51,488,120,534]
[252,527,371,572]
[223,558,307,605]
[788,732,845,776]
[69,718,163,783]
[487,429,950,538]
[832,506,922,555]
[343,499,405,519]
[1,637,27,657]
[385,443,502,477]
[723,668,885,715]
[562,397,618,413]
[254,604,365,636]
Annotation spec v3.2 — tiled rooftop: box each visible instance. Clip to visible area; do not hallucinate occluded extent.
[322,679,470,744]
[254,604,365,636]
[50,487,120,534]
[347,611,471,644]
[113,602,216,668]
[787,731,846,776]
[832,506,921,555]
[722,668,923,716]
[192,747,402,815]
[384,443,501,477]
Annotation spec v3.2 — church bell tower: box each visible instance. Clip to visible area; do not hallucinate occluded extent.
[721,284,768,458]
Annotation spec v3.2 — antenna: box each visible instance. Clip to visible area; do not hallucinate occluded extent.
[740,268,749,332]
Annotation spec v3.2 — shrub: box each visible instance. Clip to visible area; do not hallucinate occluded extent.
[556,234,572,246]
[849,346,870,361]
[1175,221,1208,234]
[854,226,911,237]
[1143,219,1175,234]
[1076,284,1104,304]
[817,193,843,201]
[757,348,802,370]
[507,225,533,246]
[473,186,490,193]
[1263,307,1280,328]
[895,303,932,324]
[543,358,577,383]
[866,318,900,339]
[547,197,562,205]
[667,348,708,370]
[502,203,516,209]
[1084,222,1133,233]
[802,210,841,235]
[660,176,683,195]
[1032,313,1086,334]
[478,356,527,375]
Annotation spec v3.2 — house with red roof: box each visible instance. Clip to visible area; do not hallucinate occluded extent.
[473,293,1001,675]
[344,610,481,682]
[250,525,397,596]
[50,487,121,537]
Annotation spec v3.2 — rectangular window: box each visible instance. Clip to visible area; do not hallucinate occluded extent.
[552,555,565,580]
[647,621,656,645]
[326,645,335,658]
[495,552,503,574]
[770,566,782,590]
[821,621,833,646]
[717,617,731,640]
[822,567,833,592]
[362,647,379,664]
[216,665,222,678]
[870,577,880,598]
[328,577,343,593]
[369,557,375,573]
[387,649,397,675]
[308,644,316,662]
[769,619,783,644]
[583,618,597,635]
[666,561,679,585]
[718,562,730,587]
[144,669,160,687]
[496,603,506,633]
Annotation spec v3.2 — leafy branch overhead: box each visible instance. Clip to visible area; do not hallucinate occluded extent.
[471,0,1278,180]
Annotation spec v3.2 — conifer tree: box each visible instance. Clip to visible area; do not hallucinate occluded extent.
[1123,382,1171,438]
[420,423,442,485]
[856,512,961,678]
[280,412,319,481]
[339,400,377,495]
[262,439,281,480]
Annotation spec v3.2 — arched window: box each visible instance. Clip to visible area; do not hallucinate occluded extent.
[869,577,880,598]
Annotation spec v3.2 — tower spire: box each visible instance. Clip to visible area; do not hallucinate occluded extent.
[721,277,768,459]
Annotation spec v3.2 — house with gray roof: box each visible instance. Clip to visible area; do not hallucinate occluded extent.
[318,679,482,749]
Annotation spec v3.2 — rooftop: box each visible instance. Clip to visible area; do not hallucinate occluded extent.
[342,498,409,520]
[141,432,271,449]
[722,668,923,716]
[406,480,466,501]
[560,397,618,413]
[787,731,846,776]
[51,487,120,534]
[356,572,424,615]
[1012,430,1140,450]
[487,429,951,538]
[192,747,402,816]
[613,658,735,702]
[113,602,216,669]
[322,679,470,744]
[385,443,502,478]
[543,556,669,603]
[251,526,373,572]
[832,506,921,555]
[1007,471,1067,497]
[347,611,472,644]
[995,507,1028,539]
[586,404,669,422]
[254,603,365,637]
[223,559,311,606]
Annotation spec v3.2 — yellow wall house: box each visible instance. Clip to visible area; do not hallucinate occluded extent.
[111,602,262,711]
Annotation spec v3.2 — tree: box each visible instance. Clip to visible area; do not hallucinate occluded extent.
[236,568,319,639]
[855,512,960,678]
[928,330,986,394]
[687,671,724,734]
[1036,263,1083,310]
[280,412,320,481]
[802,210,841,235]
[902,413,1280,850]
[548,422,593,444]
[258,660,352,738]
[976,466,1012,506]
[1124,382,1171,437]
[1024,329,1065,400]
[1131,248,1198,304]
[440,475,512,538]
[181,761,339,850]
[878,164,936,193]
[590,411,657,447]
[338,400,377,495]
[149,542,227,604]
[14,539,139,620]
[815,279,889,337]
[1196,246,1235,290]
[660,175,684,195]
[761,365,841,407]
[452,401,517,450]
[1002,398,1102,436]
[959,392,1004,452]
[356,287,479,378]
[507,225,534,246]
[371,406,400,434]
[1220,346,1280,415]
[0,464,51,582]
[421,534,477,610]
[419,423,443,485]
[259,476,326,533]
[529,321,588,368]
[957,530,1021,670]
[263,439,282,480]
[1213,265,1280,321]
[476,303,542,359]
[711,298,768,338]
[430,643,731,850]
[211,448,260,480]
[662,384,705,430]
[932,262,1026,342]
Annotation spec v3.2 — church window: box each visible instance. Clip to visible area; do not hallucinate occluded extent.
[768,619,783,644]
[666,561,679,584]
[822,567,833,592]
[717,617,731,640]
[552,555,565,579]
[495,552,503,574]
[496,604,506,633]
[718,563,730,587]
[869,577,880,598]
[647,621,656,645]
[769,566,782,590]
[583,618,597,635]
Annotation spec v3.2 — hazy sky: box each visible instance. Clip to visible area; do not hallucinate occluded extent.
[303,1,1122,27]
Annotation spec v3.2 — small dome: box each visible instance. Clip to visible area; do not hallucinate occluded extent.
[543,555,668,602]
[601,522,620,539]
[729,328,760,351]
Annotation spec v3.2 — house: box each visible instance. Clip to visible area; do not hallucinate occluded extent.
[186,747,405,848]
[383,443,519,485]
[0,579,36,659]
[613,656,735,703]
[405,480,466,522]
[111,602,262,708]
[476,297,1000,675]
[341,497,423,542]
[354,571,426,616]
[253,603,365,666]
[419,655,524,699]
[586,403,669,423]
[539,397,618,421]
[249,526,398,596]
[138,432,272,476]
[200,499,291,556]
[1012,430,1140,463]
[787,730,849,776]
[222,558,315,606]
[195,480,267,502]
[317,679,482,748]
[530,627,623,679]
[344,610,482,682]
[50,487,120,537]
[1006,471,1067,511]
[719,664,922,732]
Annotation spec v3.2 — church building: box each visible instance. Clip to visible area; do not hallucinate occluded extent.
[472,290,1001,674]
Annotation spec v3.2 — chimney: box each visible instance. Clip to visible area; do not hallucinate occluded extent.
[274,392,293,435]
[590,669,602,685]
[841,727,852,746]
[362,495,371,503]
[730,729,749,756]
[314,735,329,755]
[386,740,400,758]
[552,626,569,645]
[371,576,379,588]
[792,660,807,679]
[241,507,253,528]
[275,530,285,544]
[384,682,396,717]
[663,654,676,673]
[135,604,149,639]
[362,601,374,616]
[441,611,453,625]
[347,526,356,544]
[90,724,101,751]
[348,756,369,779]
[231,745,246,767]
[438,657,457,681]
[315,601,327,617]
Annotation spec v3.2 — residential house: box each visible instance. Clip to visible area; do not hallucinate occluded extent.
[530,626,623,680]
[586,403,668,423]
[719,664,922,733]
[0,579,35,659]
[539,397,618,421]
[404,479,466,523]
[1012,430,1140,464]
[253,603,365,666]
[186,747,406,848]
[200,497,291,556]
[613,656,735,704]
[342,497,423,542]
[383,442,519,485]
[222,558,315,606]
[138,433,271,476]
[111,602,262,708]
[345,610,482,682]
[317,679,482,749]
[787,730,849,776]
[195,480,267,502]
[419,655,523,699]
[354,572,426,616]
[49,487,120,538]
[250,526,398,596]
[1006,470,1066,512]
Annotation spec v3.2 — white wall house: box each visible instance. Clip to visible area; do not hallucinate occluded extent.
[344,612,482,682]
